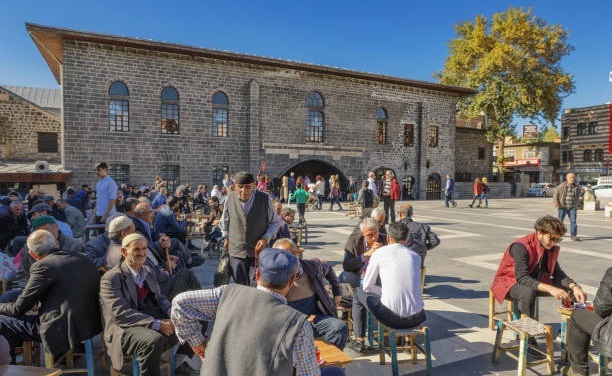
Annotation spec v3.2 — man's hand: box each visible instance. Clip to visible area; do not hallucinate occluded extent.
[159,320,175,336]
[223,239,229,252]
[254,238,268,254]
[334,296,342,307]
[168,255,179,271]
[546,285,571,301]
[192,342,206,360]
[371,242,382,251]
[362,249,374,258]
[572,285,587,303]
[99,214,109,224]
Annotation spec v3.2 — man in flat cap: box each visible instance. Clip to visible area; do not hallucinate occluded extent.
[219,171,282,285]
[100,233,177,376]
[172,248,345,376]
[0,229,100,362]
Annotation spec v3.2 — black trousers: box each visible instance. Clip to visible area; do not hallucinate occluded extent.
[507,284,540,318]
[121,326,177,376]
[0,315,40,363]
[229,255,255,285]
[297,203,306,223]
[382,196,395,223]
[567,309,603,375]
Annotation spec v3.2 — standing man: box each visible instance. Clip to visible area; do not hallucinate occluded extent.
[357,180,374,218]
[171,248,345,376]
[220,171,282,285]
[378,170,400,224]
[350,223,426,353]
[94,162,118,224]
[397,203,440,267]
[444,174,457,208]
[367,171,378,199]
[553,172,581,241]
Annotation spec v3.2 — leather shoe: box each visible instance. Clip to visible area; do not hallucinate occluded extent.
[347,339,366,353]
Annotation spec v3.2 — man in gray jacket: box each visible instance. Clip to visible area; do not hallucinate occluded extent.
[100,233,177,376]
[398,202,440,267]
[553,172,581,241]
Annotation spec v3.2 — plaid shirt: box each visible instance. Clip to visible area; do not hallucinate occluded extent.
[171,285,320,376]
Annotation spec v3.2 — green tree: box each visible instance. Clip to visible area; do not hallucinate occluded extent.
[542,126,560,142]
[436,7,574,181]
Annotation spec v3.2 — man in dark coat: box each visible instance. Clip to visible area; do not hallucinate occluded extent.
[0,229,101,362]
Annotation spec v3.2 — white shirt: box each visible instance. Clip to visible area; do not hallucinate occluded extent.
[368,177,378,197]
[363,243,424,317]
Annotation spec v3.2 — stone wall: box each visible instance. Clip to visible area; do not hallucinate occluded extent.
[455,127,492,182]
[0,88,61,162]
[61,41,467,199]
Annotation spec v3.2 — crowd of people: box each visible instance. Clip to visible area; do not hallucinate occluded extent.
[0,164,609,376]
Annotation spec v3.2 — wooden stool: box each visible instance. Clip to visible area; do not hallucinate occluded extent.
[44,338,95,375]
[377,322,432,376]
[488,290,540,330]
[16,341,41,366]
[492,315,554,375]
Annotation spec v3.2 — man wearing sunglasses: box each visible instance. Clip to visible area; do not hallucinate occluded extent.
[491,215,587,318]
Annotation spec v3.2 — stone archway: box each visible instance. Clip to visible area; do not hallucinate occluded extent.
[281,159,349,196]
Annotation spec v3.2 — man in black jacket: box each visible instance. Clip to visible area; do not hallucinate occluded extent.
[562,267,612,376]
[398,202,440,267]
[0,229,101,362]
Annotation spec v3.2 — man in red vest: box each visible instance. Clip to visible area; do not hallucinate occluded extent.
[491,215,587,318]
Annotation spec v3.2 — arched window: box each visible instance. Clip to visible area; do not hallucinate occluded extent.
[212,91,229,137]
[376,107,388,145]
[161,87,179,134]
[306,92,324,142]
[109,81,129,132]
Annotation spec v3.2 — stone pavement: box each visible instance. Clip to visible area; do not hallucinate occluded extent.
[190,197,611,375]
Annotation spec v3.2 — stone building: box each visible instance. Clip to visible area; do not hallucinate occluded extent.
[0,85,70,192]
[27,23,477,199]
[560,104,611,184]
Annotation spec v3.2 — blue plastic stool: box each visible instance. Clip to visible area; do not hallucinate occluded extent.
[130,347,175,376]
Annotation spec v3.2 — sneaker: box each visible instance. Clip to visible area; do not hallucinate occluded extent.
[570,236,581,241]
[347,339,366,353]
[468,204,473,208]
[452,202,457,208]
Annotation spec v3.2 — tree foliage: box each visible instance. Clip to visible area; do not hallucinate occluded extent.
[436,7,574,179]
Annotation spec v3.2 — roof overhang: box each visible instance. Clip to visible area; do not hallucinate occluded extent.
[26,23,477,97]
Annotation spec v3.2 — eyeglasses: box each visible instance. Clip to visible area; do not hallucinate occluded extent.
[549,235,563,243]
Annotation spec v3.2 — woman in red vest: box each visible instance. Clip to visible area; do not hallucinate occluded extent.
[491,215,587,318]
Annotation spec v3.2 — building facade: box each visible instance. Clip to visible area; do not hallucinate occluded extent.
[560,104,611,184]
[27,23,477,199]
[501,140,560,184]
[0,85,70,192]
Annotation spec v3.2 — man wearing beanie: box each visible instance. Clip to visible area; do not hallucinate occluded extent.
[0,229,100,362]
[172,248,345,376]
[219,171,282,285]
[100,233,178,376]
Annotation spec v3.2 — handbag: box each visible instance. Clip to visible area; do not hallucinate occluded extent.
[213,252,232,287]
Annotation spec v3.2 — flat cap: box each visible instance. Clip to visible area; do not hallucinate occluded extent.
[258,248,298,286]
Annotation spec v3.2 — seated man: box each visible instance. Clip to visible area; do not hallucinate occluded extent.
[491,215,587,319]
[171,248,345,376]
[274,238,348,349]
[561,267,611,376]
[28,203,73,238]
[397,202,440,267]
[100,233,178,376]
[153,196,187,243]
[340,217,384,288]
[56,198,86,241]
[132,202,158,243]
[350,223,426,353]
[0,229,100,362]
[0,201,27,254]
[370,207,388,239]
[275,207,295,242]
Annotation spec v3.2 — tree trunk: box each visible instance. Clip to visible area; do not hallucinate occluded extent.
[497,138,505,182]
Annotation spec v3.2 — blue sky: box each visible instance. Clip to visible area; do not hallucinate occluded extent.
[2,1,611,126]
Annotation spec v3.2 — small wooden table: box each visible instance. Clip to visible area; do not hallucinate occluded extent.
[557,306,573,362]
[0,365,62,375]
[315,340,352,368]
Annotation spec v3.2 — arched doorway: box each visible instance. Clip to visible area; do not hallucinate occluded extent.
[281,160,349,197]
[402,175,415,200]
[426,173,441,200]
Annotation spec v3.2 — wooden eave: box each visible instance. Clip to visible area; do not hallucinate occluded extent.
[26,23,477,97]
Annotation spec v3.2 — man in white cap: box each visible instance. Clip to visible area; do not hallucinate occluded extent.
[172,248,345,376]
[85,215,134,270]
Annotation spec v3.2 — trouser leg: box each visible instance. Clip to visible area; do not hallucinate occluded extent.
[297,203,306,222]
[567,309,601,376]
[312,315,349,350]
[389,199,395,223]
[507,284,537,318]
[229,256,254,285]
[121,326,175,376]
[352,287,368,338]
[0,315,40,363]
[568,208,578,237]
[558,208,567,223]
[383,197,391,223]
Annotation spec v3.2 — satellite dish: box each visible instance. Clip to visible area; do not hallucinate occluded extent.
[34,160,50,172]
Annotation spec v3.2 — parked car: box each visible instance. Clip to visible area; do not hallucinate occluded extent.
[526,183,556,197]
[592,184,612,201]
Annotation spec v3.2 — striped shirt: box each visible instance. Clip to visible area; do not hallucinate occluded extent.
[171,285,321,376]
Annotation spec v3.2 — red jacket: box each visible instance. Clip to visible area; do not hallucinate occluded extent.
[490,232,560,304]
[474,183,484,195]
[390,178,400,200]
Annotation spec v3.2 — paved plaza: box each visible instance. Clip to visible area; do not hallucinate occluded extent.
[191,197,611,375]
